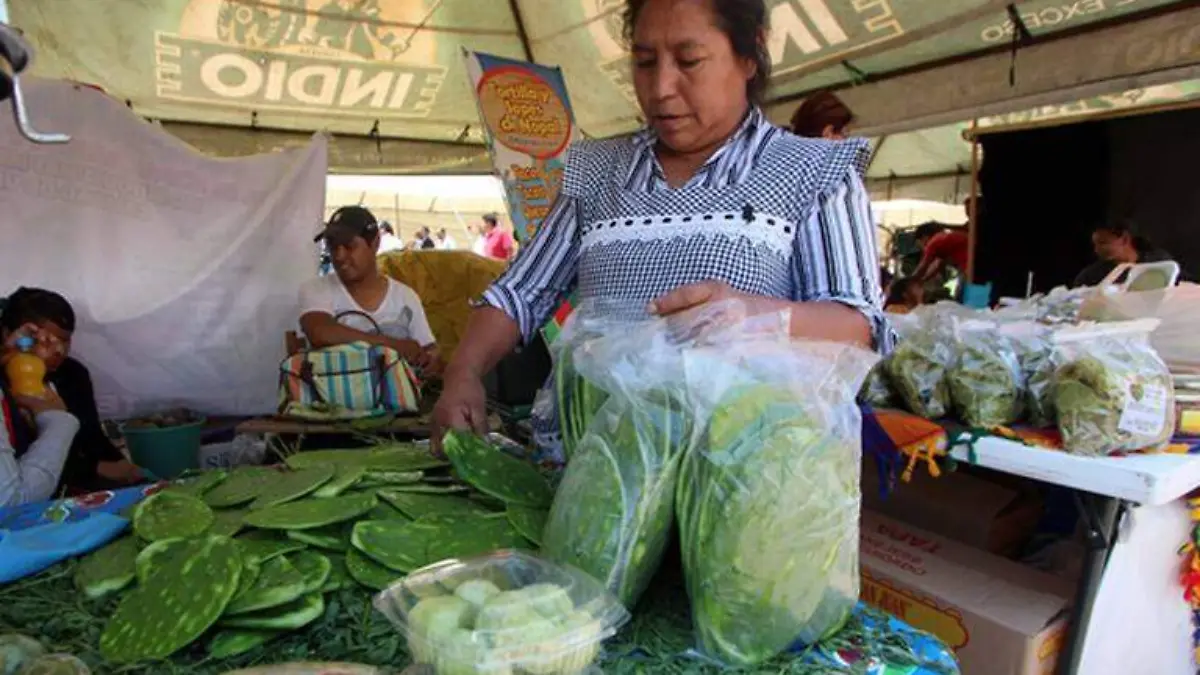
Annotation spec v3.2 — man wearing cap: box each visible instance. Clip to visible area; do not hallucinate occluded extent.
[300,206,438,371]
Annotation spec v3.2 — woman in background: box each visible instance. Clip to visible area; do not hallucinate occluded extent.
[884,277,924,314]
[0,288,141,504]
[1074,219,1176,287]
[790,90,855,140]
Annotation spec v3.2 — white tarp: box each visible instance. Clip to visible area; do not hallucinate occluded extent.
[0,80,327,418]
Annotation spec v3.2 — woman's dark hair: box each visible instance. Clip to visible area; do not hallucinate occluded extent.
[886,277,919,307]
[0,287,76,333]
[1095,218,1136,237]
[912,221,945,242]
[879,266,894,292]
[790,90,854,138]
[622,0,771,107]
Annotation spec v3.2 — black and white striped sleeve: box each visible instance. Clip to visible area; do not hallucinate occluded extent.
[792,169,895,353]
[479,195,581,343]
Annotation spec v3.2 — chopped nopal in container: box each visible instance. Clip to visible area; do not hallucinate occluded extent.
[373,550,629,675]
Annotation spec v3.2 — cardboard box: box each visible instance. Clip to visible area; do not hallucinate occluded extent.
[862,456,1043,556]
[860,511,1072,675]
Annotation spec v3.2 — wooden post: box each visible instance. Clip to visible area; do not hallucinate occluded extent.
[966,119,981,283]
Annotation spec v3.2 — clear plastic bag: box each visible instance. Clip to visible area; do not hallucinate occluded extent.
[858,312,918,409]
[674,307,878,665]
[542,299,783,609]
[373,550,630,675]
[858,365,893,408]
[885,309,956,419]
[947,319,1025,428]
[1052,319,1175,456]
[1001,321,1058,428]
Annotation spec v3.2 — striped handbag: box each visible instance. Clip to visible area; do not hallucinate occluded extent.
[278,312,421,418]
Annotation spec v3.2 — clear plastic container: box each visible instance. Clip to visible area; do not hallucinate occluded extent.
[373,550,630,675]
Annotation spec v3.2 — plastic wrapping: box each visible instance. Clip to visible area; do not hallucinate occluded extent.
[859,312,913,409]
[1052,320,1175,456]
[858,364,895,408]
[947,319,1025,428]
[674,307,878,665]
[542,300,783,609]
[552,340,608,464]
[373,550,629,675]
[1002,322,1058,428]
[885,310,956,419]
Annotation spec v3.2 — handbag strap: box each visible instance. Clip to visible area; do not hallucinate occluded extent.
[334,309,382,335]
[299,360,325,405]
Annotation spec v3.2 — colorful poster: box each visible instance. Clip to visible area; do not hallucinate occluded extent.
[464,50,580,244]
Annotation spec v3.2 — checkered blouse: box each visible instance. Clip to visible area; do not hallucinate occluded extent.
[482,107,891,352]
[480,108,892,464]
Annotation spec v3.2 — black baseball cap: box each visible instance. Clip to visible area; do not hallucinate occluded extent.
[314,206,379,246]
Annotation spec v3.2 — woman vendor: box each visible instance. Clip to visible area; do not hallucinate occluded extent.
[432,0,892,460]
[0,288,142,505]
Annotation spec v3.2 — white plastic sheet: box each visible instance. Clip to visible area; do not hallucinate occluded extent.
[0,79,327,417]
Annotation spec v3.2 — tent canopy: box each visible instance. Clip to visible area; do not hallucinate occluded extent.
[11,0,1200,200]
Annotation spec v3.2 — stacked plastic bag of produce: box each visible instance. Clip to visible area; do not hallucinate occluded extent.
[543,299,877,666]
[946,319,1025,428]
[1052,320,1174,456]
[869,299,1176,456]
[884,309,956,419]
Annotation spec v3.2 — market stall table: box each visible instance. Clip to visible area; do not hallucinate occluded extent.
[0,485,961,675]
[233,413,503,440]
[948,434,1200,675]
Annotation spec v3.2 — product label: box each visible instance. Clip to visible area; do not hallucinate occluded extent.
[1118,382,1168,437]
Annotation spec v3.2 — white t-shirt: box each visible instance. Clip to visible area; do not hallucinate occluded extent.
[299,276,436,347]
[438,235,458,250]
[378,234,405,254]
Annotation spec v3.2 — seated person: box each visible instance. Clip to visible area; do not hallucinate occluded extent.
[0,288,142,506]
[884,277,925,314]
[1074,219,1177,288]
[300,206,441,373]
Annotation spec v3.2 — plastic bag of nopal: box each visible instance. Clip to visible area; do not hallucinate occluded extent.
[885,309,957,420]
[947,319,1025,428]
[1053,319,1174,456]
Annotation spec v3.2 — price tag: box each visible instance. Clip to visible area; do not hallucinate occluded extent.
[1118,382,1168,437]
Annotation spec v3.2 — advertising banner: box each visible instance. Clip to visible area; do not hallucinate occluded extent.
[465,50,581,341]
[464,50,580,244]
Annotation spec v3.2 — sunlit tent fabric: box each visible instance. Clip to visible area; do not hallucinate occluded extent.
[10,0,1200,202]
[0,80,327,418]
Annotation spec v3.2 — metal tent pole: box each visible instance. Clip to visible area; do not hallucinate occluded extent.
[0,0,70,143]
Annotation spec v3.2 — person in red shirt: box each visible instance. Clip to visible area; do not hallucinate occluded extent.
[912,221,969,282]
[480,213,515,261]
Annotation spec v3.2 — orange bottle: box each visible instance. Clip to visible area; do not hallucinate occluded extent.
[7,336,47,397]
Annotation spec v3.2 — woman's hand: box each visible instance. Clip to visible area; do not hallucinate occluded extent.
[419,346,445,378]
[647,280,743,316]
[14,389,67,416]
[98,459,144,484]
[430,367,489,456]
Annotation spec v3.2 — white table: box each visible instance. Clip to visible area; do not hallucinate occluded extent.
[949,436,1200,505]
[947,433,1200,675]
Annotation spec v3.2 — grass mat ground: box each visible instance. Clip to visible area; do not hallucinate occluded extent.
[0,563,952,674]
